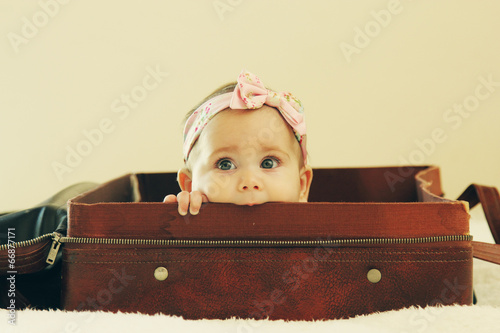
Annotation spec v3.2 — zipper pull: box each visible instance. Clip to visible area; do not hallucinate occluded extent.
[46,232,63,265]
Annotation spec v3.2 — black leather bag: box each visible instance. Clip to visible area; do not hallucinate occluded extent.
[0,183,97,309]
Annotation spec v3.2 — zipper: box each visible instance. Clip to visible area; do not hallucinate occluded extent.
[0,232,56,251]
[46,232,63,265]
[45,234,472,265]
[0,233,473,265]
[0,232,62,265]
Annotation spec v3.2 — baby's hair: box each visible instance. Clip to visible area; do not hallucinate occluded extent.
[184,82,237,125]
[182,77,307,166]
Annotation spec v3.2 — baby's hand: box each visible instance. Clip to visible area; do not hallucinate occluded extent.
[163,191,208,216]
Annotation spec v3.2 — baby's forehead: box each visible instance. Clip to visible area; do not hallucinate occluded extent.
[215,105,290,127]
[210,106,296,140]
[189,106,302,160]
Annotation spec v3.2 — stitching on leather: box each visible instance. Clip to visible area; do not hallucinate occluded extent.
[65,250,472,256]
[0,251,45,263]
[64,258,472,264]
[19,249,48,260]
[0,249,48,269]
[5,258,46,269]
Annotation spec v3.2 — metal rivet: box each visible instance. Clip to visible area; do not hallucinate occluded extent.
[154,267,168,281]
[367,268,381,283]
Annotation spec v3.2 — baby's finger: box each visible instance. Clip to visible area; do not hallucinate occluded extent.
[163,194,177,203]
[177,191,190,216]
[201,194,209,203]
[189,191,203,215]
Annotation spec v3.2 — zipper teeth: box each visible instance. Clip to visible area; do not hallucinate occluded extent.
[57,234,473,247]
[0,233,55,251]
[0,234,474,250]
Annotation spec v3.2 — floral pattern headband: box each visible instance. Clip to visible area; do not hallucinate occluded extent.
[183,70,307,164]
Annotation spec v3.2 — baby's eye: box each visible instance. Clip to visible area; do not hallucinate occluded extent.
[217,159,235,170]
[261,157,279,169]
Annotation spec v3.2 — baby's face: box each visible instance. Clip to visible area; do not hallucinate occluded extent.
[185,106,310,205]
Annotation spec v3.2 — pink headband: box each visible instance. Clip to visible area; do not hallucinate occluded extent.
[183,70,307,164]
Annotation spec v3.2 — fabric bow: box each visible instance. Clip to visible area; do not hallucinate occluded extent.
[183,70,307,164]
[230,71,306,137]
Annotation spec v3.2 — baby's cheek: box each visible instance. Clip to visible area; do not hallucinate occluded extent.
[196,173,232,200]
[282,177,302,201]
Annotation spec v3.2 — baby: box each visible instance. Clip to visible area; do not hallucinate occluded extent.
[164,70,313,215]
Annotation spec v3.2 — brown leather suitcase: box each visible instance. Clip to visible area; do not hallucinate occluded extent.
[55,165,496,320]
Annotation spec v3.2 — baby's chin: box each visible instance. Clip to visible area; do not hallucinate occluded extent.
[227,200,265,206]
[238,201,261,206]
[208,196,267,206]
[206,193,299,206]
[211,198,297,206]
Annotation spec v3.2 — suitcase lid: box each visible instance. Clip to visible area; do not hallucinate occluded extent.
[67,166,469,239]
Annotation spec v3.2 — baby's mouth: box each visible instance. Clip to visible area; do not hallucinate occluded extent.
[242,199,267,206]
[235,193,266,206]
[236,198,264,206]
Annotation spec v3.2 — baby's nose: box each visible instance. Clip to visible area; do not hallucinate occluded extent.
[239,173,262,191]
[242,184,260,190]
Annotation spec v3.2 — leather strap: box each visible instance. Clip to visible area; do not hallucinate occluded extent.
[472,241,500,265]
[457,184,500,264]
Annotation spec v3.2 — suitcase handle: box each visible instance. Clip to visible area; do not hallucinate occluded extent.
[457,184,500,264]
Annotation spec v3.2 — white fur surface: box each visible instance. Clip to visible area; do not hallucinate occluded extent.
[1,304,500,333]
[1,209,499,333]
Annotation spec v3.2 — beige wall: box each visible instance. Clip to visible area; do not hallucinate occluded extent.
[1,0,499,211]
